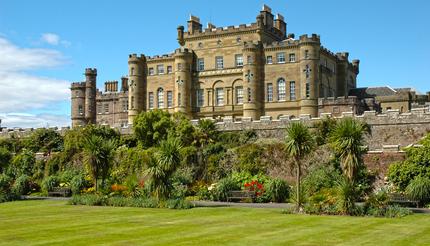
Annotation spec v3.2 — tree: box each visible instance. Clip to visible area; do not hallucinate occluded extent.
[146,137,182,199]
[168,113,195,146]
[284,122,315,212]
[8,149,35,178]
[133,110,173,148]
[82,135,117,191]
[23,128,64,154]
[329,118,369,182]
[193,119,219,147]
[0,147,12,173]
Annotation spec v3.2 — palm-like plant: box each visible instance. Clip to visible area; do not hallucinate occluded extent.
[285,122,315,212]
[146,137,182,199]
[329,118,369,182]
[83,135,117,191]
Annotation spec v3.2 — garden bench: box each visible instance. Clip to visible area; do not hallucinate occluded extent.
[227,190,255,202]
[389,193,419,208]
[48,187,71,197]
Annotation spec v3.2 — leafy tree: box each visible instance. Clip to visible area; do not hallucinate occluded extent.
[133,110,173,148]
[0,136,23,153]
[0,147,12,173]
[168,113,195,146]
[82,135,117,191]
[8,149,35,178]
[146,137,182,199]
[329,118,369,182]
[314,117,337,145]
[23,128,64,154]
[193,119,219,147]
[284,122,315,212]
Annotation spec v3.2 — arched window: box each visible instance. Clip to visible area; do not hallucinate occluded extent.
[130,67,135,76]
[277,78,286,101]
[157,88,164,108]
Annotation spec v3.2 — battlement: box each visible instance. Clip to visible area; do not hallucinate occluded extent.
[184,22,258,40]
[128,54,146,63]
[146,53,175,62]
[243,41,262,49]
[298,34,320,43]
[71,82,86,88]
[336,52,350,61]
[84,68,97,75]
[263,39,299,49]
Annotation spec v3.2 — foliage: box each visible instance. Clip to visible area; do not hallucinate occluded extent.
[12,174,31,195]
[193,119,219,147]
[234,143,266,175]
[168,113,195,146]
[8,149,35,178]
[41,175,60,192]
[302,164,342,196]
[405,176,430,205]
[218,130,257,148]
[335,177,357,215]
[284,122,315,211]
[113,146,151,183]
[314,117,337,146]
[22,128,63,154]
[70,173,90,194]
[0,147,12,173]
[211,176,240,201]
[265,178,290,203]
[329,118,369,182]
[133,110,173,148]
[231,172,269,187]
[366,205,412,218]
[146,137,182,199]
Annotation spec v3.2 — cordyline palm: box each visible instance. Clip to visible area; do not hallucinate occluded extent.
[83,135,117,192]
[285,122,315,212]
[146,137,182,199]
[329,118,369,182]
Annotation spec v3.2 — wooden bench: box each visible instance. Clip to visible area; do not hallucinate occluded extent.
[389,193,419,208]
[227,190,255,202]
[48,187,71,197]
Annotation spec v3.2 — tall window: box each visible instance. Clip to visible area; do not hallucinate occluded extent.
[216,88,224,105]
[267,83,273,102]
[149,67,154,75]
[305,50,309,59]
[78,105,83,115]
[178,93,182,106]
[167,91,173,108]
[235,86,243,105]
[157,65,164,74]
[130,67,135,76]
[215,56,223,69]
[235,54,243,67]
[197,58,205,71]
[306,82,310,98]
[122,100,128,111]
[266,56,273,64]
[177,63,183,71]
[248,88,252,102]
[167,66,172,74]
[157,88,164,108]
[290,81,296,100]
[277,78,286,101]
[289,53,296,62]
[104,104,109,114]
[277,52,285,63]
[148,92,154,109]
[247,55,253,64]
[131,96,135,109]
[196,89,204,107]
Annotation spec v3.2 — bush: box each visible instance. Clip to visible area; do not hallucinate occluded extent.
[12,174,31,195]
[212,177,240,201]
[366,204,412,218]
[265,178,290,203]
[42,175,60,192]
[165,198,193,209]
[70,174,88,195]
[406,176,430,205]
[0,174,19,203]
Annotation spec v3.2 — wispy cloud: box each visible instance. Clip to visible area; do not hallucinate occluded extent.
[0,113,70,128]
[40,33,71,47]
[0,37,70,128]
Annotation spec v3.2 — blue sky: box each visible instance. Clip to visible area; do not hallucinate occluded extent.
[0,0,429,128]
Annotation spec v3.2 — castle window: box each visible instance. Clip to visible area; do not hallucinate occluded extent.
[148,92,154,109]
[305,50,309,59]
[235,54,243,67]
[178,93,182,106]
[247,55,253,65]
[149,67,154,75]
[277,78,286,101]
[196,89,204,107]
[177,63,183,71]
[104,104,109,114]
[215,88,224,106]
[266,56,273,64]
[131,96,134,109]
[290,81,296,100]
[97,104,102,114]
[197,58,205,71]
[215,56,223,69]
[167,66,172,74]
[306,82,310,98]
[78,105,83,115]
[167,91,173,108]
[267,83,273,102]
[277,53,285,63]
[157,88,164,108]
[289,53,296,62]
[235,86,243,105]
[157,65,164,74]
[248,88,252,102]
[130,67,135,76]
[122,100,128,111]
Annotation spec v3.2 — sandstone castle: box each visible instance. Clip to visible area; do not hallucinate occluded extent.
[70,5,430,128]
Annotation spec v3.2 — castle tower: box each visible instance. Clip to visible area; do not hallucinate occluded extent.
[70,81,86,127]
[84,68,97,124]
[128,54,146,125]
[242,42,263,119]
[299,35,320,117]
[174,48,193,116]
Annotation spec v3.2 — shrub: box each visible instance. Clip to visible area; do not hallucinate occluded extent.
[406,176,430,205]
[70,174,88,195]
[212,177,240,201]
[336,178,357,215]
[0,174,19,203]
[42,175,60,192]
[302,165,342,196]
[265,178,290,203]
[12,174,31,195]
[165,198,193,209]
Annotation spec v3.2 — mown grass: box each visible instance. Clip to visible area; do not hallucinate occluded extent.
[0,200,429,245]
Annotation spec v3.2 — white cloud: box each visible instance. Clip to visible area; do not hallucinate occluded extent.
[41,33,60,45]
[0,113,70,128]
[0,37,70,128]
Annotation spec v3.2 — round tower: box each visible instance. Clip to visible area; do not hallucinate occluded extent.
[128,54,146,125]
[242,42,262,120]
[70,82,86,127]
[174,48,193,116]
[84,68,97,124]
[299,34,320,117]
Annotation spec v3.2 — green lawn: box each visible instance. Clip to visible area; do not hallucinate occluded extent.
[0,200,429,246]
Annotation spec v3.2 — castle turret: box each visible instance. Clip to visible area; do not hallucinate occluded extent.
[174,48,193,116]
[128,54,146,125]
[84,68,97,124]
[299,34,320,117]
[274,14,287,39]
[242,42,263,119]
[187,15,202,34]
[121,76,129,92]
[71,81,86,127]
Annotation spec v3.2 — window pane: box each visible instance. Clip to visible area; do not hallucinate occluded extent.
[216,56,223,69]
[278,79,286,100]
[157,88,164,108]
[236,86,243,104]
[149,68,154,75]
[157,65,164,74]
[216,88,224,105]
[167,91,173,108]
[149,92,154,109]
[290,81,296,100]
[235,55,243,67]
[289,53,295,62]
[196,89,204,107]
[277,53,285,63]
[197,58,205,71]
[267,83,273,102]
[266,56,273,64]
[167,66,172,74]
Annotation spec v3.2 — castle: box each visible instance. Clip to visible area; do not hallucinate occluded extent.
[70,5,430,128]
